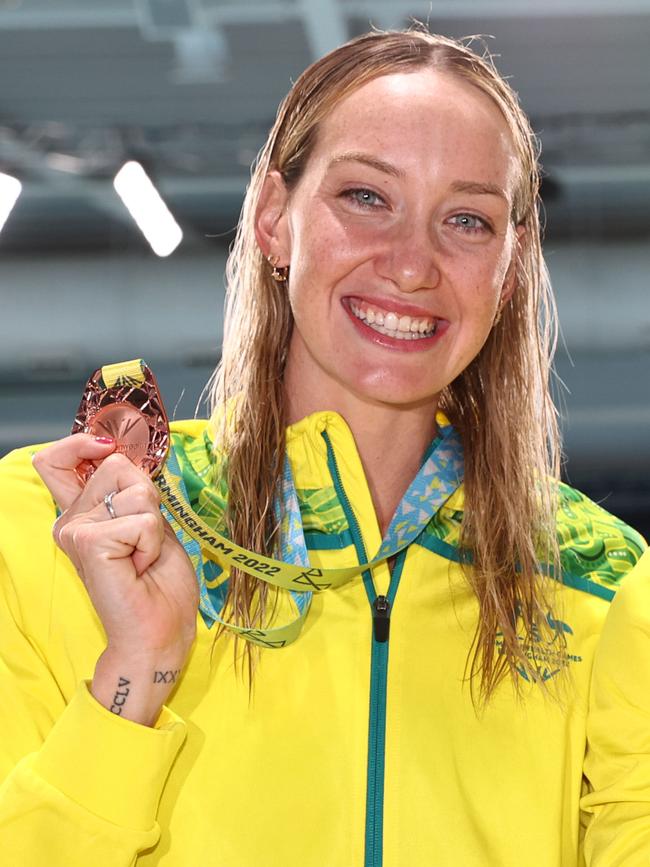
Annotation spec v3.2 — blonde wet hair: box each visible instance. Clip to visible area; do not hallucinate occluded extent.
[208,28,561,701]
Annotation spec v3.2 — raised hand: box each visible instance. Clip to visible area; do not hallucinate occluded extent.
[33,434,200,726]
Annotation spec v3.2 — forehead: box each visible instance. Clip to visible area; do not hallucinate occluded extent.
[309,69,519,191]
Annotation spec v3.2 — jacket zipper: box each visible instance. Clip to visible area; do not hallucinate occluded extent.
[323,432,406,867]
[372,596,391,642]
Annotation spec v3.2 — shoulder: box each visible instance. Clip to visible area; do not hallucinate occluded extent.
[596,547,650,640]
[0,442,59,627]
[419,481,646,605]
[0,441,56,522]
[169,418,214,471]
[169,419,211,440]
[555,481,646,602]
[167,419,227,523]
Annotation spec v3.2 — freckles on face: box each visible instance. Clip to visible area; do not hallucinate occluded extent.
[281,69,521,408]
[286,183,364,305]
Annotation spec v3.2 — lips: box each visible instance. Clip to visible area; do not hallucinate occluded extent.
[349,299,437,340]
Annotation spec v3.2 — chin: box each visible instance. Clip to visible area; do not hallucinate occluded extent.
[349,375,443,409]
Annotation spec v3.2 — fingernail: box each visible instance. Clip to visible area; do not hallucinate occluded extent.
[94,436,115,444]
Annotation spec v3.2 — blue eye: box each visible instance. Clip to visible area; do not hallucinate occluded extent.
[450,213,490,233]
[342,188,385,208]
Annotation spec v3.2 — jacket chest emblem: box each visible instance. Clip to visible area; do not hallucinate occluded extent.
[496,610,583,683]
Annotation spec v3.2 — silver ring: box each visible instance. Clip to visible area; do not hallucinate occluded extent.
[103,490,118,520]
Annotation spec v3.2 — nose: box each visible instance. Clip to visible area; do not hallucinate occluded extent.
[374,220,441,293]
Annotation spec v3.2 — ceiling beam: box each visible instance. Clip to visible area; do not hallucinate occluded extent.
[1,0,650,32]
[554,165,650,184]
[17,176,249,202]
[0,9,135,29]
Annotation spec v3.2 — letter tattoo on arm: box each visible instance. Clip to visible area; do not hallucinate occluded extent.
[153,669,181,685]
[109,676,131,715]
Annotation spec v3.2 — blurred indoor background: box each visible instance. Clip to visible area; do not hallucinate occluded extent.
[1,0,649,536]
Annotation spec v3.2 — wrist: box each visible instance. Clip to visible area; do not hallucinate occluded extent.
[92,646,186,727]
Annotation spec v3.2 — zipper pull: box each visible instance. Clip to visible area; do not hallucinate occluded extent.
[373,595,391,643]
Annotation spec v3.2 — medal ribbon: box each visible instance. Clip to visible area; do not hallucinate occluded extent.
[155,419,464,646]
[158,448,315,647]
[99,358,147,389]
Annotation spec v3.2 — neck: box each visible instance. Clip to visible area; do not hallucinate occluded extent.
[285,371,439,537]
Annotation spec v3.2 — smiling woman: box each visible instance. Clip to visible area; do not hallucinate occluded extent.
[0,27,649,867]
[219,34,556,699]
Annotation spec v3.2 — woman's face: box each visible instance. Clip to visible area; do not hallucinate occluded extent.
[260,69,524,412]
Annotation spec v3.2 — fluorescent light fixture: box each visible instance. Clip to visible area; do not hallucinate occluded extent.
[0,172,22,234]
[113,161,182,257]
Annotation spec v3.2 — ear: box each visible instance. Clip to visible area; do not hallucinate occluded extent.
[500,223,526,306]
[254,170,291,265]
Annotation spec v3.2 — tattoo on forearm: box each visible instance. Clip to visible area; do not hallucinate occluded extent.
[153,669,181,685]
[109,676,131,715]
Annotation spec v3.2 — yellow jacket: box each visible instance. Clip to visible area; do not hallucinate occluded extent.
[0,413,648,866]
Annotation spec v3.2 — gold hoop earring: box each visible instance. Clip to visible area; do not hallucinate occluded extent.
[268,255,289,283]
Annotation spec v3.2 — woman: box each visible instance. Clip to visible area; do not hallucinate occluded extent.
[0,28,648,867]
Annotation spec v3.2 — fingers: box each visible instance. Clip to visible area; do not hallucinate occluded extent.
[33,433,117,512]
[52,453,160,545]
[47,443,165,579]
[82,461,161,520]
[99,482,161,522]
[58,511,165,585]
[96,484,164,576]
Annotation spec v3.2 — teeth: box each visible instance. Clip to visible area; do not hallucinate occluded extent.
[350,301,436,339]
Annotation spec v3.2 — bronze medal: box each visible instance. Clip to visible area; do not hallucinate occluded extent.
[71,359,170,482]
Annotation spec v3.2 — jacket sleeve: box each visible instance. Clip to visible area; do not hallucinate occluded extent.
[0,449,187,867]
[581,548,650,865]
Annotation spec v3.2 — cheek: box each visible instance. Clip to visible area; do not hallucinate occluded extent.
[288,204,375,280]
[463,245,511,302]
[450,255,509,347]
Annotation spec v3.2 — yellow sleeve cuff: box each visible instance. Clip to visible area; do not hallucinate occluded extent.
[31,682,186,831]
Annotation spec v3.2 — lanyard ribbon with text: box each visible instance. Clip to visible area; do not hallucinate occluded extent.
[156,421,464,648]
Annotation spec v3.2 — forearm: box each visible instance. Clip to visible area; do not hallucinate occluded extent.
[92,646,186,727]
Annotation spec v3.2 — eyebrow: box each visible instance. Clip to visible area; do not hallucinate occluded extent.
[450,180,509,202]
[328,152,404,178]
[328,152,510,202]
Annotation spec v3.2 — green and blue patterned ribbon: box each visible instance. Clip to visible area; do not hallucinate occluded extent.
[157,418,464,647]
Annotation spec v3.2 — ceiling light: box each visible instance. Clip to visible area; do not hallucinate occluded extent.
[0,172,22,234]
[113,161,183,257]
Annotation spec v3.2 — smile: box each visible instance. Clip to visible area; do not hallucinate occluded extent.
[349,301,438,341]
